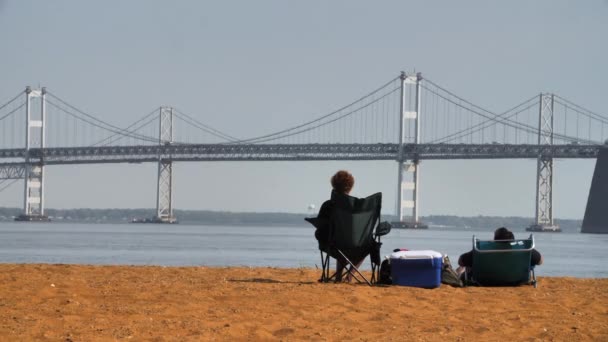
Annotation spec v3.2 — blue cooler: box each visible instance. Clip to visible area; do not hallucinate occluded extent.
[390,250,443,288]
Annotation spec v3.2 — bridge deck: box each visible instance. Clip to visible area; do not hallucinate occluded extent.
[0,143,601,166]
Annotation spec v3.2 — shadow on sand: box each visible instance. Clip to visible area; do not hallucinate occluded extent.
[228,278,315,285]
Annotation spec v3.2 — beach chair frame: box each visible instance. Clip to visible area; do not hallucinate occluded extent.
[464,234,537,288]
[315,192,388,286]
[319,248,375,285]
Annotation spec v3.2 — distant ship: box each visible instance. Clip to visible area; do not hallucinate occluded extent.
[130,217,178,224]
[14,215,51,222]
[390,221,429,229]
[526,224,561,233]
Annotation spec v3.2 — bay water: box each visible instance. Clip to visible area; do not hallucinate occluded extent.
[0,222,606,278]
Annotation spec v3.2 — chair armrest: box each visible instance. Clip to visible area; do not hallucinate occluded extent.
[376,221,392,237]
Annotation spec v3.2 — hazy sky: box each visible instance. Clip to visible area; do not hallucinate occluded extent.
[1,1,607,219]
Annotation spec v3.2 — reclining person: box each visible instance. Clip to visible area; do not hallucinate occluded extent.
[456,227,543,276]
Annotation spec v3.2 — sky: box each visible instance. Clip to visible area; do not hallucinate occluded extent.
[0,1,607,219]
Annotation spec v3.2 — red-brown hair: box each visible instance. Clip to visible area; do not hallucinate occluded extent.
[331,170,355,194]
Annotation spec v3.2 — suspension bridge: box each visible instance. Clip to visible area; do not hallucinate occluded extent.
[0,72,605,230]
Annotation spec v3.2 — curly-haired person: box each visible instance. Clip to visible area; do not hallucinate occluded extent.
[315,170,362,281]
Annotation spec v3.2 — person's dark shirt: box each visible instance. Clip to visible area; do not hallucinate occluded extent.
[314,200,333,244]
[458,248,542,267]
[317,200,333,220]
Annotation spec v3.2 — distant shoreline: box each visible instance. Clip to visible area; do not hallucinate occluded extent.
[0,207,583,232]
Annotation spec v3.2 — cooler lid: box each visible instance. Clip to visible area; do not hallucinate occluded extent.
[390,250,442,260]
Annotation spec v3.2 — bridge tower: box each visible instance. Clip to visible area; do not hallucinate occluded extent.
[155,106,177,223]
[527,94,560,232]
[16,87,49,221]
[393,72,426,229]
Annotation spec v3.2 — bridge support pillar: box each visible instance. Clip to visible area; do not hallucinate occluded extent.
[394,72,427,229]
[155,106,177,223]
[396,160,423,227]
[16,87,49,222]
[528,94,560,232]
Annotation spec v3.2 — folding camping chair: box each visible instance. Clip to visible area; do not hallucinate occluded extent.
[306,191,391,286]
[464,234,537,288]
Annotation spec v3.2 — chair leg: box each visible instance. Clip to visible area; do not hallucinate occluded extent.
[370,240,382,285]
[320,252,343,283]
[320,251,331,282]
[347,265,371,286]
[320,250,373,286]
[369,260,377,284]
[336,249,371,286]
[343,265,363,283]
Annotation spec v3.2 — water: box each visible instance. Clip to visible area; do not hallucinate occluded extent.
[0,222,606,278]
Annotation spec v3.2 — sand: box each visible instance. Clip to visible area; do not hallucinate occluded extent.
[0,264,606,341]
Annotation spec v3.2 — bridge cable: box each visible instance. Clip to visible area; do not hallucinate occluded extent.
[91,107,160,146]
[47,99,159,144]
[0,91,24,113]
[45,99,160,144]
[0,101,26,122]
[431,96,539,143]
[422,86,541,141]
[227,76,400,144]
[422,83,594,144]
[441,92,595,144]
[97,115,159,147]
[423,79,540,132]
[172,109,240,142]
[46,92,161,143]
[0,179,19,193]
[553,96,608,124]
[232,86,400,144]
[47,91,237,146]
[45,92,164,143]
[424,78,602,144]
[550,98,606,143]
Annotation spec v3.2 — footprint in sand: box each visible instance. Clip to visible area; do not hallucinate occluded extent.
[273,327,295,337]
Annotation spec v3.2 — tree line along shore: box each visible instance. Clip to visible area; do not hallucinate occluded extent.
[0,207,583,232]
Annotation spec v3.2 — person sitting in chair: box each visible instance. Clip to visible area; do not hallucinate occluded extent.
[315,170,363,281]
[456,227,543,276]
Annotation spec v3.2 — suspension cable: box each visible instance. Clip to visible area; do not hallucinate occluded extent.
[423,85,595,144]
[236,86,400,144]
[425,78,508,118]
[91,107,160,146]
[0,179,19,193]
[0,101,26,122]
[46,92,161,143]
[422,85,541,138]
[554,96,608,124]
[439,101,560,144]
[172,108,239,142]
[0,91,25,113]
[46,100,160,144]
[97,115,159,147]
[229,76,400,144]
[424,77,605,144]
[429,95,539,143]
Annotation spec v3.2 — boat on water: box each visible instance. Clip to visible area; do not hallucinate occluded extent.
[14,215,51,222]
[390,221,429,229]
[130,217,178,224]
[526,224,561,233]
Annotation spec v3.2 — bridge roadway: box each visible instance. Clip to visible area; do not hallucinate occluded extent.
[0,143,602,173]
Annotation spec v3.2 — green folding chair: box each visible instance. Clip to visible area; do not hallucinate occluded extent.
[306,191,390,285]
[464,234,537,288]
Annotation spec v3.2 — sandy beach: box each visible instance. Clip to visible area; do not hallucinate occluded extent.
[0,264,606,341]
